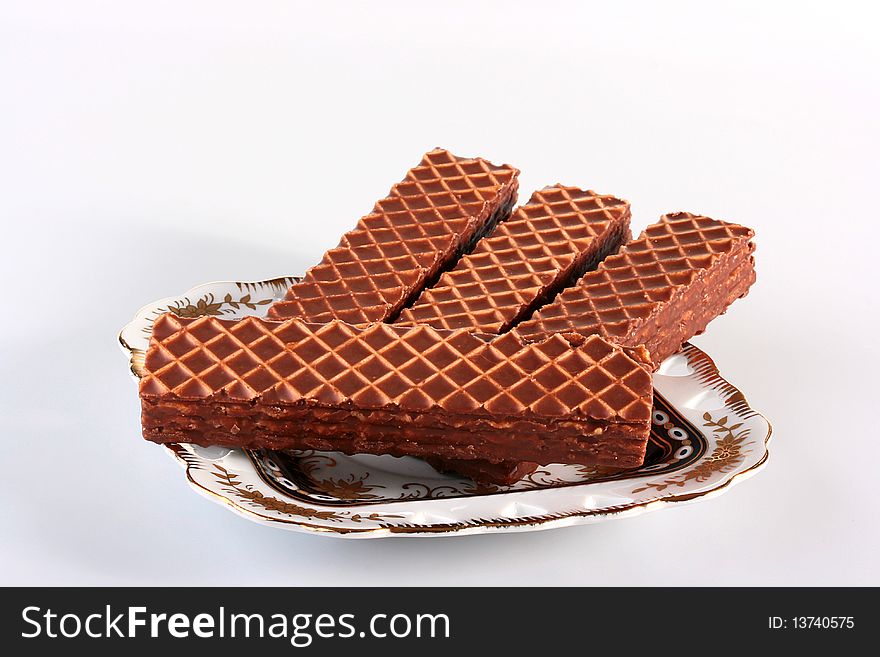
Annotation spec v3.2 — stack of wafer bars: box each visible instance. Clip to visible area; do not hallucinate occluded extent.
[139,148,756,485]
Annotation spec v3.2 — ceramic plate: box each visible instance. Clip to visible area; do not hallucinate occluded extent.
[119,277,771,538]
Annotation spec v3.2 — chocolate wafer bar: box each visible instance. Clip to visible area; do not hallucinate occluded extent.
[140,314,654,468]
[514,212,756,368]
[396,185,631,333]
[267,148,519,325]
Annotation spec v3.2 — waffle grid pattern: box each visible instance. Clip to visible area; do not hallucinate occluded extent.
[267,149,519,325]
[514,212,755,341]
[141,314,652,422]
[396,185,630,333]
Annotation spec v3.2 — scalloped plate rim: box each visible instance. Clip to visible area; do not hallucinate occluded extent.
[119,276,772,538]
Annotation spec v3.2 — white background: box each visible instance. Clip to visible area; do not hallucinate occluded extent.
[1,1,878,586]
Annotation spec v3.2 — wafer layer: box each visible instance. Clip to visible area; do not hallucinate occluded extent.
[267,148,519,325]
[514,212,756,368]
[140,314,653,467]
[396,185,631,333]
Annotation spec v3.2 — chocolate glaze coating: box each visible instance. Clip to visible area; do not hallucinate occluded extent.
[140,315,653,467]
